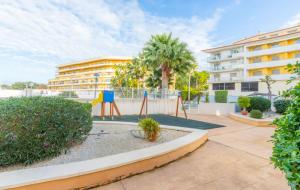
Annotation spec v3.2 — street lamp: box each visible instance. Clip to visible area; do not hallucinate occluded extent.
[94,73,100,98]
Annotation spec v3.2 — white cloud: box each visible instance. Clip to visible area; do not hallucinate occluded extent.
[284,12,300,27]
[0,0,221,83]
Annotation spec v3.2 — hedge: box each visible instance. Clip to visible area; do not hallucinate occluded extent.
[0,96,92,166]
[215,90,228,103]
[249,109,263,119]
[248,97,271,112]
[273,99,291,114]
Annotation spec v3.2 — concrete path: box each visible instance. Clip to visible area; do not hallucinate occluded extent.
[94,114,289,190]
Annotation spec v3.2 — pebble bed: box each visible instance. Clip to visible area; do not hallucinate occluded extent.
[0,123,188,172]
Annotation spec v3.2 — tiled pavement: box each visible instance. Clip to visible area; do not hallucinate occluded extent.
[93,114,289,190]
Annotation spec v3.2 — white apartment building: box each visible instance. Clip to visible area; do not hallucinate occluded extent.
[203,24,300,102]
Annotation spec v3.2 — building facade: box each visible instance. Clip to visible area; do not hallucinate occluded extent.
[48,57,131,91]
[203,24,300,101]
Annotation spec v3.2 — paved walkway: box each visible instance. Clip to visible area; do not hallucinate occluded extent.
[94,114,289,190]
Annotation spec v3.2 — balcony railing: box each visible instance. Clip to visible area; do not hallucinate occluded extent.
[209,76,243,83]
[246,58,300,69]
[245,74,296,81]
[207,52,244,62]
[245,43,300,57]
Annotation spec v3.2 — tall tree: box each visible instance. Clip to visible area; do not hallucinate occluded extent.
[110,57,146,88]
[142,33,195,92]
[260,75,275,101]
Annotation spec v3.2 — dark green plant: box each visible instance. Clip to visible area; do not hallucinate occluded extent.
[205,92,209,103]
[237,96,250,112]
[138,118,160,142]
[273,99,292,114]
[248,97,271,112]
[0,97,92,166]
[271,61,300,190]
[215,90,228,103]
[249,109,263,119]
[58,91,78,98]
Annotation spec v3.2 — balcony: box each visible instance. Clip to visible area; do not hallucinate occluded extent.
[209,76,243,83]
[245,43,300,57]
[245,74,297,81]
[210,63,244,72]
[246,58,300,69]
[207,52,243,62]
[59,62,115,72]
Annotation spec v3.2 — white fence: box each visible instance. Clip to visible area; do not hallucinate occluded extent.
[92,99,177,116]
[188,103,236,116]
[0,89,59,98]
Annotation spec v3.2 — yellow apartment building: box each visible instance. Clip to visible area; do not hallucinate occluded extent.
[203,24,300,101]
[48,57,132,91]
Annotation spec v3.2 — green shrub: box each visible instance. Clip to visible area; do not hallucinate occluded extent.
[215,90,228,103]
[138,118,160,142]
[237,96,250,111]
[273,99,291,114]
[205,92,209,103]
[0,96,92,166]
[58,91,78,98]
[248,97,271,112]
[249,109,263,119]
[271,62,300,190]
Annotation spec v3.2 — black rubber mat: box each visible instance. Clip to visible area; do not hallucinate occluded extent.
[93,114,225,130]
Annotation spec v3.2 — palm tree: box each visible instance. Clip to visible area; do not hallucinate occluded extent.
[142,33,196,92]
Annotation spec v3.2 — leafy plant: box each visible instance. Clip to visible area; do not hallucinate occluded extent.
[0,97,92,166]
[271,62,300,190]
[138,118,161,142]
[248,97,271,112]
[273,99,292,114]
[260,75,275,102]
[237,96,250,112]
[215,90,228,103]
[142,33,196,90]
[249,109,263,119]
[205,92,209,103]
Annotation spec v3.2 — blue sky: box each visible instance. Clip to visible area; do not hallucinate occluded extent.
[1,0,300,84]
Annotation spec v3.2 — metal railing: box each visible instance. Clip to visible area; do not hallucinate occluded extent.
[0,88,179,100]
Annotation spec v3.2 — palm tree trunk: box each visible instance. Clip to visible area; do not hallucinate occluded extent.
[162,70,168,90]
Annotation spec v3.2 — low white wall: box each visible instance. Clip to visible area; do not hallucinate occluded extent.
[92,99,177,116]
[189,103,235,116]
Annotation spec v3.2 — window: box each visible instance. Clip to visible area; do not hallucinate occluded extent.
[270,43,280,48]
[213,83,224,90]
[253,71,263,76]
[253,46,262,51]
[272,69,280,75]
[241,82,258,92]
[225,83,235,90]
[296,39,300,44]
[253,57,262,63]
[231,49,240,54]
[271,55,280,61]
[295,53,300,58]
[230,73,237,78]
[213,83,235,90]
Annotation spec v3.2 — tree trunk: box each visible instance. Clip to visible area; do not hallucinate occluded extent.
[161,70,168,90]
[161,63,172,98]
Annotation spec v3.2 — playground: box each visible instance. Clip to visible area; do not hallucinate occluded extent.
[0,90,289,190]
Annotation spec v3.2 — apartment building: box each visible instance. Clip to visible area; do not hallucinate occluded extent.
[48,57,131,91]
[203,24,300,101]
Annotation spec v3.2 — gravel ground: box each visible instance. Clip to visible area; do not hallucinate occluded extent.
[0,123,188,172]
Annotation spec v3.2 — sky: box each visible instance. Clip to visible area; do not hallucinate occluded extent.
[1,0,300,84]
